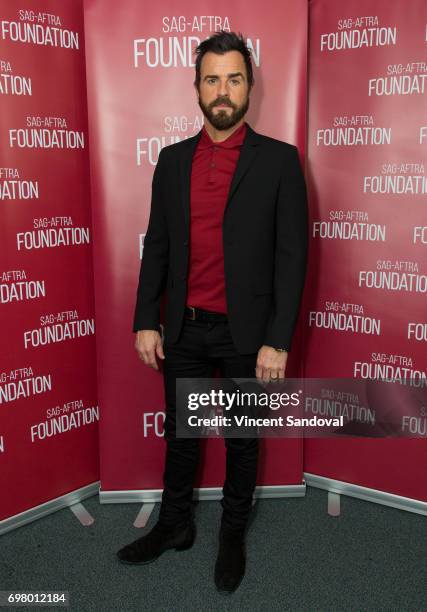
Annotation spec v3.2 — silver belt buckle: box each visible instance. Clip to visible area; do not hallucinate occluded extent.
[188,306,196,320]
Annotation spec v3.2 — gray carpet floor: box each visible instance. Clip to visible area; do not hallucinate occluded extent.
[0,487,426,611]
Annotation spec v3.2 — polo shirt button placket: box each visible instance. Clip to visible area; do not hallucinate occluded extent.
[209,147,216,182]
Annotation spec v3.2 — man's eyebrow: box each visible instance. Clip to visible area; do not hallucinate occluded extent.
[203,72,245,80]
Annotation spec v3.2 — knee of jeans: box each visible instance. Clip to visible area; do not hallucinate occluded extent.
[165,434,200,451]
[164,416,198,444]
[225,437,259,452]
[164,410,194,440]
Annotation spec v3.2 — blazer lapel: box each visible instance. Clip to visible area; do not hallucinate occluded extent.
[225,124,261,214]
[180,132,201,238]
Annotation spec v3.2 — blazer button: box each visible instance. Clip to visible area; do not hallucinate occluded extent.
[183,240,188,246]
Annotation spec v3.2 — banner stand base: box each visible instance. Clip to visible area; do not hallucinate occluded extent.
[69,502,95,526]
[304,473,427,516]
[99,482,306,504]
[327,492,341,516]
[0,482,99,536]
[134,503,155,528]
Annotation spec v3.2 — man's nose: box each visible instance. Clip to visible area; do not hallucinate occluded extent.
[217,79,229,97]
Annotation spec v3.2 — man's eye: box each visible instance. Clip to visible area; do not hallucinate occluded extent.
[207,78,216,84]
[230,79,241,85]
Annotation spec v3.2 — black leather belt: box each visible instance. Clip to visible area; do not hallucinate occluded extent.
[185,306,228,322]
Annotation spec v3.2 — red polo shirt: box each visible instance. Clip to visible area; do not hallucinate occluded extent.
[186,122,247,313]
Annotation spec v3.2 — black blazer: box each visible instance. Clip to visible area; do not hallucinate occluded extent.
[133,123,308,355]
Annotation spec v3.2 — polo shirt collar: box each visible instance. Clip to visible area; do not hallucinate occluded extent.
[198,121,247,150]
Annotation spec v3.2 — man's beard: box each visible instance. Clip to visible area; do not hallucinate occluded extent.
[198,94,250,130]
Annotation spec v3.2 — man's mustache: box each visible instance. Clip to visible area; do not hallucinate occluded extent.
[209,98,236,109]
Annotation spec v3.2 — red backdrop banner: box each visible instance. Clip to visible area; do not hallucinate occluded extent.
[304,0,427,501]
[84,0,308,494]
[0,0,99,523]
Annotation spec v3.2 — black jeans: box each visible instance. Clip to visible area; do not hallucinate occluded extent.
[159,315,259,534]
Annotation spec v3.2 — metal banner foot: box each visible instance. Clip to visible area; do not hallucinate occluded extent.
[69,502,95,526]
[328,492,341,516]
[134,503,155,528]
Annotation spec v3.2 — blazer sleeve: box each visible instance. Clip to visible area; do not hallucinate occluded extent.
[132,149,169,333]
[262,145,308,351]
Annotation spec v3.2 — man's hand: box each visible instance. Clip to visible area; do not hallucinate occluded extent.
[135,330,164,371]
[256,345,288,383]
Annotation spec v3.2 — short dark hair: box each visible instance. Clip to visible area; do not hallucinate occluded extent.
[194,31,254,90]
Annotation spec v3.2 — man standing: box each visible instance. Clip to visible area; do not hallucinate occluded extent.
[117,31,308,594]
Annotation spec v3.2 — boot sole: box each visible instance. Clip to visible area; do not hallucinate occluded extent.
[215,573,245,595]
[117,534,195,565]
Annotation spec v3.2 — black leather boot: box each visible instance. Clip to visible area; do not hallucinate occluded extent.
[117,520,196,565]
[214,528,246,594]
